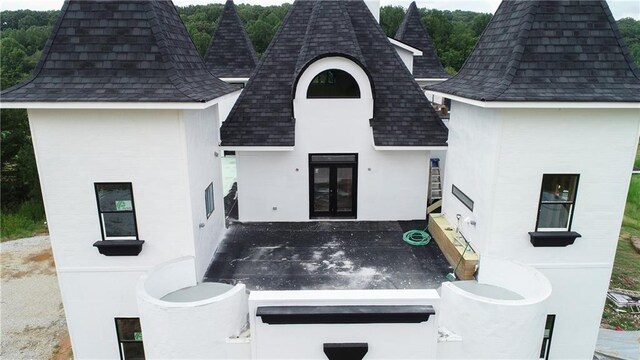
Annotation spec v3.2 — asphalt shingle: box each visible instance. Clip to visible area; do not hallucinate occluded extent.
[394,1,449,79]
[1,0,236,103]
[220,0,448,147]
[427,0,640,102]
[204,0,258,79]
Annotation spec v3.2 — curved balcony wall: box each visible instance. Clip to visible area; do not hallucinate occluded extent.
[136,257,249,359]
[438,256,552,359]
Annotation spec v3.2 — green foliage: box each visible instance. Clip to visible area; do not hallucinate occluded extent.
[178,3,290,57]
[0,199,47,241]
[603,175,640,330]
[380,6,406,38]
[617,18,640,68]
[0,38,32,89]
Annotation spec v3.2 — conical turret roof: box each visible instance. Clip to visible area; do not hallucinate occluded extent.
[2,0,235,103]
[204,0,258,79]
[395,1,449,79]
[428,0,640,102]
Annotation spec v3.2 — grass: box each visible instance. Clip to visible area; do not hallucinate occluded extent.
[601,149,640,330]
[635,144,640,170]
[0,199,47,242]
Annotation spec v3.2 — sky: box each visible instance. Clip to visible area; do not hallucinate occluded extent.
[1,0,639,19]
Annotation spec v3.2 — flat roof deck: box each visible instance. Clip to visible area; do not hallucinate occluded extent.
[204,221,452,290]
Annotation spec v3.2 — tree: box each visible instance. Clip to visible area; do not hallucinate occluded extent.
[380,5,405,37]
[0,37,30,89]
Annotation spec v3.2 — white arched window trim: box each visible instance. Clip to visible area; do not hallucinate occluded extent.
[295,56,374,101]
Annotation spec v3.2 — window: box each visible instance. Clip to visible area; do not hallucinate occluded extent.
[307,69,361,98]
[115,318,145,360]
[539,315,556,360]
[536,175,579,231]
[205,182,214,218]
[452,185,474,211]
[95,183,138,240]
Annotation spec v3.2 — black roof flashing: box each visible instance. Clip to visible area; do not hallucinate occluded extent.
[204,0,258,79]
[1,0,236,103]
[220,0,448,147]
[428,0,640,102]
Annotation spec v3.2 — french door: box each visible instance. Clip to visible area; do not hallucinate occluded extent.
[309,154,357,219]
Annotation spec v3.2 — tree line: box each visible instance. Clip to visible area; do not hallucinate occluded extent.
[1,4,640,237]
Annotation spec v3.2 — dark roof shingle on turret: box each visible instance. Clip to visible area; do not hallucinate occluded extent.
[204,0,258,79]
[1,0,236,103]
[428,0,640,102]
[394,1,449,79]
[220,0,448,147]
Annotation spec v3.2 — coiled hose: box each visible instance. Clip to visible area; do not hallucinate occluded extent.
[402,229,432,246]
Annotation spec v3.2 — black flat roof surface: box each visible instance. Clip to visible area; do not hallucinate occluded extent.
[204,221,452,290]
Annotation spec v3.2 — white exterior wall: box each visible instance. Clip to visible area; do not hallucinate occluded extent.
[440,101,502,254]
[183,107,226,279]
[236,57,429,221]
[441,103,640,359]
[393,45,415,75]
[28,108,226,359]
[438,257,551,359]
[137,257,250,359]
[249,289,439,359]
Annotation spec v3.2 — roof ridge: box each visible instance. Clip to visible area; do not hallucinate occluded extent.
[490,0,538,101]
[235,2,259,64]
[295,0,364,74]
[204,0,258,67]
[1,0,71,95]
[145,1,200,102]
[395,1,417,40]
[599,0,640,80]
[223,1,302,124]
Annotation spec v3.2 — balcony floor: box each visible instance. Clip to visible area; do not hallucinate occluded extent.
[204,221,452,290]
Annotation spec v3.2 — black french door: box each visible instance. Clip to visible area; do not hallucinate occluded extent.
[309,154,358,219]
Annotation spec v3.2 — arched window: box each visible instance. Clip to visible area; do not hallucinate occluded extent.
[307,69,361,98]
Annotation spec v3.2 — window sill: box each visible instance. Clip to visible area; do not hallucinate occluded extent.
[93,240,145,256]
[528,231,581,247]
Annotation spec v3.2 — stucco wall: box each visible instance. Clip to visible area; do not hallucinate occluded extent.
[183,107,226,279]
[137,257,250,360]
[28,108,226,359]
[249,289,439,359]
[440,104,640,359]
[440,101,502,254]
[236,57,430,222]
[489,108,640,359]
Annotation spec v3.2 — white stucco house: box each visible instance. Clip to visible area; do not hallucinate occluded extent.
[2,0,639,359]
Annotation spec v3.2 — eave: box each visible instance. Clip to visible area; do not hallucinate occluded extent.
[219,146,295,152]
[426,91,640,109]
[0,90,243,110]
[388,37,423,56]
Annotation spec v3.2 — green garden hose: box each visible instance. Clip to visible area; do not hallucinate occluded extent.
[402,229,432,246]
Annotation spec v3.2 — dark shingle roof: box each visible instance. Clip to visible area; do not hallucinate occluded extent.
[204,0,258,79]
[394,2,449,79]
[220,0,448,147]
[1,0,236,103]
[428,0,640,102]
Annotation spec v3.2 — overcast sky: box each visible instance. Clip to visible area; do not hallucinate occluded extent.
[2,0,638,19]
